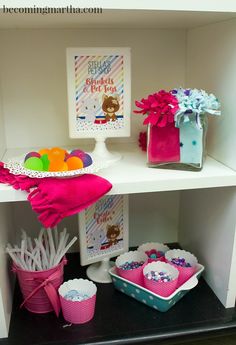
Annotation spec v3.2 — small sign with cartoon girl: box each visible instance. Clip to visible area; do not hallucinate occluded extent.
[66,47,131,138]
[79,195,129,265]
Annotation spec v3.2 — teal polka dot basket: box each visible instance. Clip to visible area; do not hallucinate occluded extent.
[109,263,204,312]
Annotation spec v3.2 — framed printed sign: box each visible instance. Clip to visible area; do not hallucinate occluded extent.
[79,195,129,266]
[66,47,131,138]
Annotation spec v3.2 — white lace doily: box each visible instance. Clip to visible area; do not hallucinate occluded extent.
[4,154,108,178]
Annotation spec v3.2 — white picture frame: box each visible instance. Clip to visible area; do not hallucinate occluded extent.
[79,195,129,266]
[66,47,131,138]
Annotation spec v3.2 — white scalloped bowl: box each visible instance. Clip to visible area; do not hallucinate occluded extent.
[165,249,198,267]
[4,153,109,178]
[58,278,97,299]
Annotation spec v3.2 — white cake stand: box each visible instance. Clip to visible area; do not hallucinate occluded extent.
[86,258,115,283]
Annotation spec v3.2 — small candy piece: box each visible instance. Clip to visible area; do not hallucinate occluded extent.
[82,153,93,167]
[66,156,84,170]
[40,154,50,171]
[119,260,144,270]
[38,148,50,156]
[24,157,44,171]
[48,147,66,161]
[64,289,90,302]
[49,159,66,172]
[145,270,172,282]
[24,151,40,162]
[171,257,191,267]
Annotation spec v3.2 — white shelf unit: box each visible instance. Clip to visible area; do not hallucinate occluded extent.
[0,3,236,339]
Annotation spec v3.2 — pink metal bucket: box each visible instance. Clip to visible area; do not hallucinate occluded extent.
[13,257,67,315]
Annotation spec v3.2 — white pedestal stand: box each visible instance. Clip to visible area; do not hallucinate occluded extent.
[86,258,115,283]
[91,137,121,165]
[85,136,121,283]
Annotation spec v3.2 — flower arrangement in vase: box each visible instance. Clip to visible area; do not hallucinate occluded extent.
[134,88,221,171]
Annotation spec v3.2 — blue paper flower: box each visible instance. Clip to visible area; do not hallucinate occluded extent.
[171,88,221,128]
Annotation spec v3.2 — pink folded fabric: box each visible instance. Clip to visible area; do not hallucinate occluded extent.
[0,162,39,192]
[28,174,112,227]
[0,162,112,227]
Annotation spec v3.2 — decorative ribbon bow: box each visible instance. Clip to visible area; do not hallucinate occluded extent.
[12,257,67,317]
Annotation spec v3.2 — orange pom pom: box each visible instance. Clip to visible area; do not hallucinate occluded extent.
[61,162,68,171]
[49,159,65,172]
[38,148,50,156]
[66,156,83,170]
[48,147,65,161]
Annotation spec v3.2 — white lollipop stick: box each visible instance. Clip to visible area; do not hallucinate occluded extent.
[24,249,42,271]
[43,232,50,262]
[53,232,69,266]
[6,247,24,269]
[35,239,49,270]
[38,228,45,242]
[53,229,66,265]
[53,227,59,251]
[34,249,42,271]
[47,228,56,267]
[27,237,33,252]
[54,236,77,266]
[21,229,28,251]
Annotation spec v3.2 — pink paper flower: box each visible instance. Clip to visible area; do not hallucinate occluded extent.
[138,131,147,152]
[134,90,179,127]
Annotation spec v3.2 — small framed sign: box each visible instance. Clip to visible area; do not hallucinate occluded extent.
[79,195,129,266]
[66,47,131,138]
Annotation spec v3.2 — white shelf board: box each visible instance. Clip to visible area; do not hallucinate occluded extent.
[0,8,235,29]
[0,144,236,202]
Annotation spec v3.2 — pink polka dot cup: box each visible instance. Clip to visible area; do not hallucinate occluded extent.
[143,261,179,297]
[165,249,198,287]
[59,278,97,324]
[115,250,148,286]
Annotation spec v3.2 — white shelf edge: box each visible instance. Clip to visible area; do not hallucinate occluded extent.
[0,144,236,202]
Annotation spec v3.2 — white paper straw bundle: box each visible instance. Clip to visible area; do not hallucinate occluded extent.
[6,228,77,271]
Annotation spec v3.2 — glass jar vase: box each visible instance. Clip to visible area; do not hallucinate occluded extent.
[147,116,208,171]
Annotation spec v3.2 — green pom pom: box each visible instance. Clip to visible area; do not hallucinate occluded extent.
[40,154,50,171]
[24,157,44,171]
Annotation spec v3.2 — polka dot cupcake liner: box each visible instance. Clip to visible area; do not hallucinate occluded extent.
[143,261,179,297]
[115,250,148,285]
[165,249,198,287]
[58,278,97,324]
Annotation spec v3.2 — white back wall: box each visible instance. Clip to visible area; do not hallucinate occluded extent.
[0,28,186,149]
[187,19,236,171]
[0,44,6,159]
[0,90,6,159]
[11,191,179,249]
